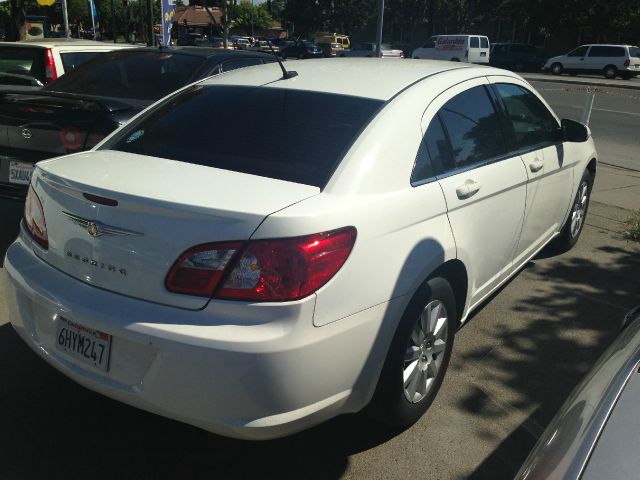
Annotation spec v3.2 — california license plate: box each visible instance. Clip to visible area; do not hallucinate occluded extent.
[9,161,33,185]
[55,317,112,371]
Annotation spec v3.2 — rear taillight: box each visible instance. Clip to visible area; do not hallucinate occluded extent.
[166,227,357,301]
[45,48,57,83]
[624,59,631,67]
[166,242,242,296]
[24,185,48,249]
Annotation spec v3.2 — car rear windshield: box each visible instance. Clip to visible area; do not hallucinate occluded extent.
[44,51,207,100]
[0,47,44,83]
[106,85,384,188]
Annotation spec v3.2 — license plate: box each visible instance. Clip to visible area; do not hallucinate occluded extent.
[9,161,33,185]
[55,317,112,371]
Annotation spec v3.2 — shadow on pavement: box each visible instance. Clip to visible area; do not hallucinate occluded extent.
[463,243,640,479]
[0,198,22,264]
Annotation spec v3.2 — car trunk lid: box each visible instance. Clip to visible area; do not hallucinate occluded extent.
[31,150,320,309]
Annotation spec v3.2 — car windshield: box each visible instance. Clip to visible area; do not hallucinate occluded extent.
[44,50,207,100]
[105,85,384,188]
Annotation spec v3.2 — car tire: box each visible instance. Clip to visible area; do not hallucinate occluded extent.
[450,58,460,62]
[552,169,593,253]
[514,60,525,71]
[369,276,457,429]
[603,65,617,79]
[551,62,563,75]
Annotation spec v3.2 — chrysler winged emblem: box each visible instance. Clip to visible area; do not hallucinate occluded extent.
[62,212,142,238]
[21,128,33,139]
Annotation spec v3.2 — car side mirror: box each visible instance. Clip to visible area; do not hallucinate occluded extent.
[561,118,590,142]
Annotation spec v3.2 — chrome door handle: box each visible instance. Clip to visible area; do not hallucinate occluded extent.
[529,160,544,172]
[456,180,481,199]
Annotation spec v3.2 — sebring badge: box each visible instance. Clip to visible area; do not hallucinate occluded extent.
[62,212,143,238]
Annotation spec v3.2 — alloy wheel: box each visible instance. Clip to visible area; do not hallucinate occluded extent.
[403,299,449,403]
[570,181,589,238]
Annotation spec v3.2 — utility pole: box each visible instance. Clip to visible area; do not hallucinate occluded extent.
[375,0,384,57]
[110,0,116,42]
[61,0,70,37]
[147,0,154,45]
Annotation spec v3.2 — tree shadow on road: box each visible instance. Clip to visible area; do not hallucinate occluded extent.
[459,242,640,479]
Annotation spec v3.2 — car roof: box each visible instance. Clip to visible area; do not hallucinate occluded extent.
[202,58,481,101]
[581,44,635,48]
[0,39,133,48]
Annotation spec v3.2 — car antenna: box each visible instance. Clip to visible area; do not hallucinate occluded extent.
[267,40,298,80]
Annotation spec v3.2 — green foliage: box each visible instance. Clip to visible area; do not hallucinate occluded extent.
[230,0,273,33]
[621,210,640,242]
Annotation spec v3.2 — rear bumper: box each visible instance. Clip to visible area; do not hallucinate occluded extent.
[3,234,395,440]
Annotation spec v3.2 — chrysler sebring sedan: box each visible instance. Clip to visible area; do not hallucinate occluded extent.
[3,59,597,440]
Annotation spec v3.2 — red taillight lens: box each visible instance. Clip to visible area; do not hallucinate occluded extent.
[165,242,242,296]
[624,59,631,67]
[24,185,48,249]
[218,227,356,301]
[165,227,357,301]
[45,48,57,83]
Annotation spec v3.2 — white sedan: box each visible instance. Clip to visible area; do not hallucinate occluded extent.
[3,59,597,440]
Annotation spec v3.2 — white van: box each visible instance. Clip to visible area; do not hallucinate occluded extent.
[412,35,490,64]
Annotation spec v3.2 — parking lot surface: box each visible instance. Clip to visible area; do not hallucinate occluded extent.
[1,163,638,479]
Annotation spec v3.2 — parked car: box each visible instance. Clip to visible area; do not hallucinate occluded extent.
[516,306,640,480]
[4,58,597,441]
[317,42,342,57]
[248,40,279,54]
[176,33,201,46]
[0,47,276,202]
[234,38,252,50]
[412,35,490,63]
[544,44,640,79]
[490,42,544,71]
[315,32,351,50]
[280,40,323,59]
[0,38,136,85]
[195,36,227,48]
[341,42,403,58]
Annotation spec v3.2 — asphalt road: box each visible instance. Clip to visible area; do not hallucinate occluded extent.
[528,79,640,171]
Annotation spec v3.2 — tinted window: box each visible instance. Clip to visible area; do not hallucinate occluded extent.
[588,46,625,57]
[45,51,206,100]
[510,44,534,54]
[494,83,559,149]
[60,51,101,73]
[412,115,453,183]
[221,58,262,72]
[0,47,44,83]
[438,86,505,170]
[631,47,640,58]
[470,37,479,48]
[480,37,489,48]
[568,46,589,57]
[107,85,383,188]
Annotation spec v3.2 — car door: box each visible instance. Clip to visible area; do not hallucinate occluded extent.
[489,78,573,263]
[564,45,590,71]
[422,78,528,308]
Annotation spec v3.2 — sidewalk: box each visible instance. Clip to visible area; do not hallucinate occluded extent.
[522,72,640,91]
[592,163,640,212]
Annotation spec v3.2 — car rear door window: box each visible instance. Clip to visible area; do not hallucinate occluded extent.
[221,58,263,72]
[493,83,560,150]
[106,85,384,188]
[470,37,480,48]
[480,37,489,48]
[437,85,506,171]
[412,115,454,184]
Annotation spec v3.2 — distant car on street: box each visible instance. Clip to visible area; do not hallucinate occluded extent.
[544,44,640,79]
[0,48,277,202]
[490,42,544,71]
[516,306,640,480]
[248,40,279,54]
[412,35,490,63]
[341,42,403,58]
[233,38,251,50]
[0,38,135,85]
[280,40,323,59]
[317,42,342,57]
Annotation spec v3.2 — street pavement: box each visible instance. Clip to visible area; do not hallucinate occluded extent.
[0,162,638,479]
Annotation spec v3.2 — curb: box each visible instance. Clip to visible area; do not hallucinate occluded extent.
[522,74,640,91]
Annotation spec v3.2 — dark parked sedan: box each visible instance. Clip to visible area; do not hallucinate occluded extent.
[280,41,323,59]
[490,43,544,72]
[0,47,276,202]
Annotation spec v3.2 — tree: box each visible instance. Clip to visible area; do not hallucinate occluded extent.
[231,0,272,36]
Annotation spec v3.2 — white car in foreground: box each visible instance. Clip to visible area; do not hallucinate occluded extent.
[3,59,597,440]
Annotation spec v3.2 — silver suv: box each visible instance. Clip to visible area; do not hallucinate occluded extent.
[544,44,640,79]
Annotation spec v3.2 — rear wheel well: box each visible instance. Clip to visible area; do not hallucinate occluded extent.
[428,260,468,325]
